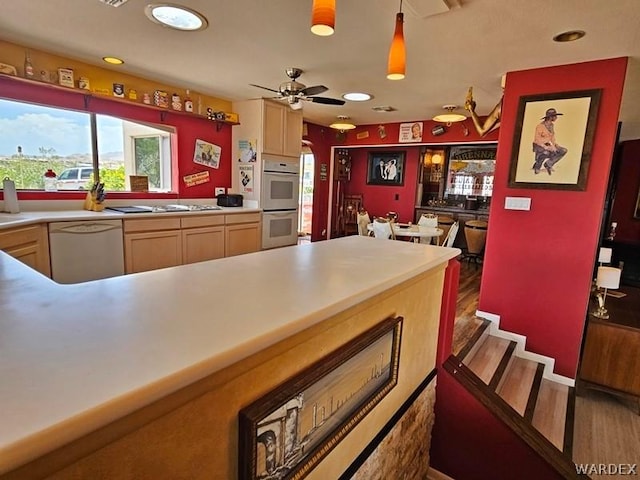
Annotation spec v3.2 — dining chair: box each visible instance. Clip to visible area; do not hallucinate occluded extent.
[372,217,395,240]
[418,213,438,244]
[357,210,372,236]
[443,221,459,248]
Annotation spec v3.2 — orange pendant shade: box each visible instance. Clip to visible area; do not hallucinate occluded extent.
[311,0,335,36]
[387,12,405,80]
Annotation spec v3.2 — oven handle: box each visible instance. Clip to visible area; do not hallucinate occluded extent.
[263,171,299,176]
[264,211,297,216]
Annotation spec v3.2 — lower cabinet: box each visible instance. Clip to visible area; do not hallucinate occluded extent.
[181,215,225,264]
[124,213,261,273]
[225,213,261,257]
[0,224,51,277]
[124,217,182,274]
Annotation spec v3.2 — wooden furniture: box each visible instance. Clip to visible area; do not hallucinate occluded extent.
[0,224,51,277]
[578,285,640,408]
[463,220,488,264]
[342,194,362,236]
[123,213,261,273]
[415,206,489,251]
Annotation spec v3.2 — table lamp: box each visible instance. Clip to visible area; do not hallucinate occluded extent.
[598,247,612,265]
[591,266,621,319]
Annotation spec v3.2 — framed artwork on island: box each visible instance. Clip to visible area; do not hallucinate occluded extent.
[238,316,403,480]
[366,151,406,186]
[508,89,601,190]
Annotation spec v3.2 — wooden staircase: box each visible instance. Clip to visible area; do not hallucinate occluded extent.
[445,319,588,479]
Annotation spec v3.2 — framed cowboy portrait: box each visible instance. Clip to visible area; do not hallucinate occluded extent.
[508,89,601,190]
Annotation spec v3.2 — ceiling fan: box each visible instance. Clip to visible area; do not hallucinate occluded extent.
[250,67,345,110]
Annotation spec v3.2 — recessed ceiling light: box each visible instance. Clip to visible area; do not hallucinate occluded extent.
[145,4,208,31]
[102,56,124,65]
[342,92,372,102]
[553,30,586,42]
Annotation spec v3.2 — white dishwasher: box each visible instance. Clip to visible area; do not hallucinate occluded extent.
[48,220,125,284]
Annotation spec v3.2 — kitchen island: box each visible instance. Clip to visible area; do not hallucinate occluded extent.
[0,236,460,479]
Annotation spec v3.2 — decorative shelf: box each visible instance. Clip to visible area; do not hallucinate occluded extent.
[0,73,240,130]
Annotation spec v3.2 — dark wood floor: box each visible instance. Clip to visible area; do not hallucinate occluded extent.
[452,262,640,478]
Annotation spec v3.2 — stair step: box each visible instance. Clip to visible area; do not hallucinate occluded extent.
[532,378,570,451]
[464,335,513,384]
[496,356,541,416]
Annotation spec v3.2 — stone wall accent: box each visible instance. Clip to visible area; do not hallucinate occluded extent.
[349,378,436,480]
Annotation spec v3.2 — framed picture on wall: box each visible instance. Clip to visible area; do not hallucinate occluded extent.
[238,316,403,480]
[508,89,601,191]
[367,151,406,186]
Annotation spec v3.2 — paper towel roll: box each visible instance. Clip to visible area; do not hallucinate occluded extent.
[2,177,20,213]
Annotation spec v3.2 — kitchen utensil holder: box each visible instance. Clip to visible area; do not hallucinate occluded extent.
[83,191,105,212]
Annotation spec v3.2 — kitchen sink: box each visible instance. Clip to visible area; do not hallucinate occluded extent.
[106,205,222,214]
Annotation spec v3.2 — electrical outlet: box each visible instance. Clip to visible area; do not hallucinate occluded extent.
[215,187,226,196]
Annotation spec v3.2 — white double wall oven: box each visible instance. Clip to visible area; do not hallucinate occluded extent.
[261,156,300,249]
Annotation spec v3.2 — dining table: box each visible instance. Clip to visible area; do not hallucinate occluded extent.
[368,223,444,243]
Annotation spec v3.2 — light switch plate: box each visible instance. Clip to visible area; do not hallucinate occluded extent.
[504,196,531,211]
[215,187,226,196]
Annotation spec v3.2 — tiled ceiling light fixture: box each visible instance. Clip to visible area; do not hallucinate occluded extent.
[330,115,356,131]
[311,0,336,36]
[387,0,406,80]
[145,3,208,31]
[433,105,466,125]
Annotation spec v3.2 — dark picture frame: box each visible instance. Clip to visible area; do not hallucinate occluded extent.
[239,316,403,480]
[508,89,601,190]
[366,151,405,186]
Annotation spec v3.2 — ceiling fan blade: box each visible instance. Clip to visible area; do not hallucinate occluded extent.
[310,96,346,106]
[249,83,281,94]
[300,85,328,96]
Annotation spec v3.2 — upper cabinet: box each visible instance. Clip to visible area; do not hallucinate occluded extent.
[263,100,303,157]
[233,99,303,159]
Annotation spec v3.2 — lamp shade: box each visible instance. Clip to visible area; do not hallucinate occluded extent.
[598,247,612,263]
[596,266,621,289]
[387,12,405,80]
[311,0,335,36]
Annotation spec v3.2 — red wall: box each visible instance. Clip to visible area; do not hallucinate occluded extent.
[0,78,232,200]
[304,117,499,240]
[611,139,640,243]
[479,57,628,378]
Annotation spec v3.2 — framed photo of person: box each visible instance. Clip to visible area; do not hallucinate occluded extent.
[366,151,406,186]
[508,89,601,191]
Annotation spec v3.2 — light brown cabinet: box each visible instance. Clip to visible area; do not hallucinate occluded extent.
[124,218,182,274]
[225,213,261,257]
[0,224,51,277]
[124,213,261,273]
[181,215,225,264]
[262,100,303,158]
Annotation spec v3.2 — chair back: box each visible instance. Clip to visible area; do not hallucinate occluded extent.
[418,213,438,228]
[357,210,372,236]
[372,218,395,239]
[443,221,459,248]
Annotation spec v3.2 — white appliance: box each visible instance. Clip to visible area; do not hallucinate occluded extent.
[262,210,299,249]
[48,220,125,284]
[261,157,300,249]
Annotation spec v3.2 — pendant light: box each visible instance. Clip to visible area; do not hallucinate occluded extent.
[311,0,335,36]
[387,0,405,80]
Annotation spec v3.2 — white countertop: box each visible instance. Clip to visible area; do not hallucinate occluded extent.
[0,205,261,230]
[0,236,459,474]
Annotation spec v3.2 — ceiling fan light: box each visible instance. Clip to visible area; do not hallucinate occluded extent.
[311,0,335,36]
[387,12,405,80]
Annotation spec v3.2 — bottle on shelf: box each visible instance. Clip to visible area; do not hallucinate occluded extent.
[24,51,34,79]
[43,169,57,192]
[184,89,194,113]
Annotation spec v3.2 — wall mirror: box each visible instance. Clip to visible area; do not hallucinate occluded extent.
[444,146,497,198]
